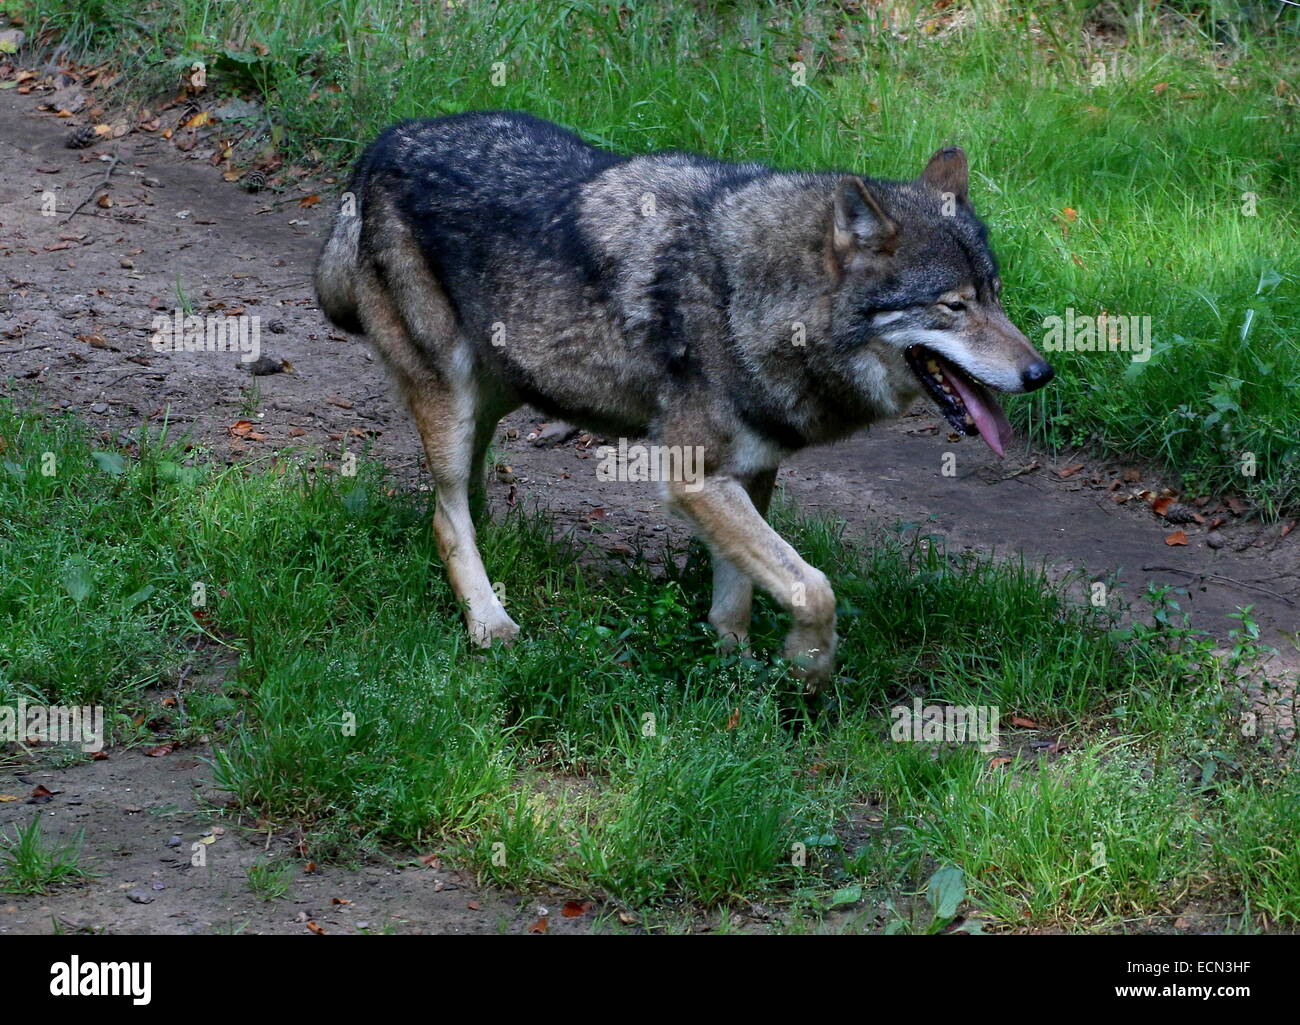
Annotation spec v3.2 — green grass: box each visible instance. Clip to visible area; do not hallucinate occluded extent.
[15,0,1300,510]
[245,858,295,900]
[2,398,1297,928]
[0,815,93,894]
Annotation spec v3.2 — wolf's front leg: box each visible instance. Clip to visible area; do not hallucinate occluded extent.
[707,468,777,652]
[667,474,836,690]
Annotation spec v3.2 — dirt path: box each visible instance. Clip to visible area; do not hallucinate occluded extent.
[1,86,1296,934]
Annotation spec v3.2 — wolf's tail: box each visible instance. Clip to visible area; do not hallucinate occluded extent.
[314,194,364,334]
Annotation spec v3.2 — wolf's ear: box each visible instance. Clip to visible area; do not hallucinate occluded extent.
[919,146,968,205]
[831,176,897,265]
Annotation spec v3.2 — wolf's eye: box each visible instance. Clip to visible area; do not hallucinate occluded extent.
[941,300,966,312]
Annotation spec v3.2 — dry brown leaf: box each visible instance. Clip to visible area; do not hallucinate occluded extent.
[527,917,548,934]
[562,900,593,918]
[1056,463,1084,479]
[1164,530,1189,546]
[1010,716,1038,728]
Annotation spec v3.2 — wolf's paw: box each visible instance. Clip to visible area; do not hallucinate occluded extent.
[467,610,521,648]
[713,627,751,655]
[784,632,837,693]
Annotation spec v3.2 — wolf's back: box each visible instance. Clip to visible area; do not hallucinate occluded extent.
[313,113,625,336]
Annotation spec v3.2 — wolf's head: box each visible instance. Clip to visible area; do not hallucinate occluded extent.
[825,148,1052,456]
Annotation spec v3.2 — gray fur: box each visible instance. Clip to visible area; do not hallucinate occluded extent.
[313,111,1053,688]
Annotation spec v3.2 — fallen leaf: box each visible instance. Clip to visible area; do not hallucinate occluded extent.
[562,900,594,918]
[1151,496,1174,517]
[527,917,548,934]
[1164,530,1189,546]
[725,707,741,731]
[305,920,325,935]
[467,901,481,911]
[299,193,321,208]
[989,757,1013,769]
[1010,716,1038,728]
[146,743,175,757]
[1056,463,1084,479]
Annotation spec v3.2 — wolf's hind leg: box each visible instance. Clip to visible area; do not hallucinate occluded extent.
[406,374,519,648]
[709,468,776,651]
[357,287,518,647]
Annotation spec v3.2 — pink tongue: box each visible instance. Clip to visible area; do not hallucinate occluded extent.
[943,360,1013,458]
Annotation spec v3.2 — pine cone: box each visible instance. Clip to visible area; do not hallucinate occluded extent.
[1162,503,1199,524]
[242,169,267,193]
[65,124,98,149]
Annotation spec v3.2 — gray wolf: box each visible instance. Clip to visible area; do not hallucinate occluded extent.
[314,111,1053,689]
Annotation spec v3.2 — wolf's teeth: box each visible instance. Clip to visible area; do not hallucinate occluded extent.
[941,383,952,394]
[964,413,975,426]
[926,360,940,375]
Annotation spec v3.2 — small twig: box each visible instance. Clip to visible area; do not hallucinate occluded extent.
[0,344,54,356]
[60,154,120,226]
[1140,564,1296,607]
[98,369,165,391]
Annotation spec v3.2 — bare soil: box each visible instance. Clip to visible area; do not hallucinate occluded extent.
[1,85,1296,934]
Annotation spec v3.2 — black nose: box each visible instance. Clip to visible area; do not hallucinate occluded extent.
[1021,360,1054,391]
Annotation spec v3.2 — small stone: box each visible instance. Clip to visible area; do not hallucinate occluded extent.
[268,320,287,334]
[1205,531,1225,549]
[119,257,135,269]
[126,889,155,904]
[90,402,108,414]
[247,355,285,376]
[167,835,182,847]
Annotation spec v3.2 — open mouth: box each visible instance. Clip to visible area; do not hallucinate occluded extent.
[904,344,1014,457]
